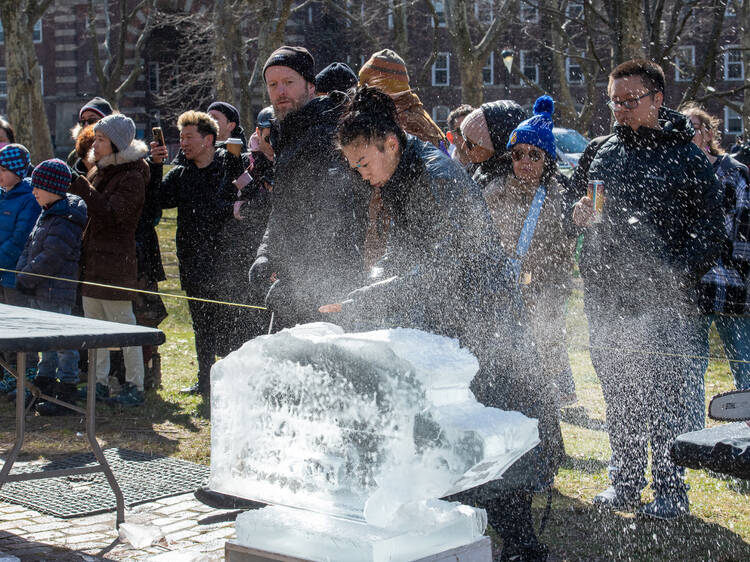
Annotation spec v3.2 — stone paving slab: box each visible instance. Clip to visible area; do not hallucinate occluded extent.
[0,492,239,560]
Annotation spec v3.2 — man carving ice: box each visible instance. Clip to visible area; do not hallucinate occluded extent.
[248,46,366,328]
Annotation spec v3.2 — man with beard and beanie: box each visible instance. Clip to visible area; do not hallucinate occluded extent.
[248,45,366,329]
[207,101,247,151]
[569,59,725,519]
[150,111,242,397]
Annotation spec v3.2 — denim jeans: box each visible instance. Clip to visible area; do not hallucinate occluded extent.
[25,297,79,385]
[688,314,750,432]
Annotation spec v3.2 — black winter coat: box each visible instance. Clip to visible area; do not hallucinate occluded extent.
[157,149,242,297]
[342,137,564,493]
[571,108,725,316]
[255,94,367,323]
[16,194,87,306]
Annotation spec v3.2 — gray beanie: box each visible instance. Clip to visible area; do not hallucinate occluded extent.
[93,114,136,152]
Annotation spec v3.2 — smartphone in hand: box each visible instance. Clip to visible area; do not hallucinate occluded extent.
[152,127,165,146]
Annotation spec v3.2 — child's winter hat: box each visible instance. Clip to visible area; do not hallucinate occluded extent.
[0,144,30,179]
[507,95,557,159]
[31,159,72,196]
[94,114,136,152]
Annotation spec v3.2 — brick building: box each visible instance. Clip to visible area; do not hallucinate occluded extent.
[2,0,747,157]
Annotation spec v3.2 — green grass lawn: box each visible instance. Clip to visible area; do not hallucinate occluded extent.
[1,207,748,560]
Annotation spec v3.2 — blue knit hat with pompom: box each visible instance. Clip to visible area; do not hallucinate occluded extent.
[507,95,556,159]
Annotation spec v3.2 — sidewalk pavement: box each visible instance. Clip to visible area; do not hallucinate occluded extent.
[0,492,240,561]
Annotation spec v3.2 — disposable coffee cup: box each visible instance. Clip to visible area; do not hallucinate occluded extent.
[227,138,243,157]
[587,180,605,223]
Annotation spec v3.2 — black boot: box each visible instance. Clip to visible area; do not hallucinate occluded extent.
[35,382,79,416]
[487,490,549,562]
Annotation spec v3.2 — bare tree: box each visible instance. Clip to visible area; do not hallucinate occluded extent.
[0,0,54,161]
[439,0,512,106]
[87,0,157,110]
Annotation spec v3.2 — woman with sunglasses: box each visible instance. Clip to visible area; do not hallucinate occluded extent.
[323,86,563,562]
[482,96,579,408]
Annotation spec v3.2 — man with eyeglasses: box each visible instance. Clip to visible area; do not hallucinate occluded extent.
[568,59,725,519]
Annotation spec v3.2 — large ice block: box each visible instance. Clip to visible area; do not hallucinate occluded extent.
[235,499,486,562]
[210,323,539,524]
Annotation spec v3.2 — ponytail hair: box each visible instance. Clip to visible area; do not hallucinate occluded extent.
[337,85,407,149]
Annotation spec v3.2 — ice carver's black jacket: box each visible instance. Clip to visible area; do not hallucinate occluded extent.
[569,107,725,316]
[253,93,367,324]
[340,136,565,493]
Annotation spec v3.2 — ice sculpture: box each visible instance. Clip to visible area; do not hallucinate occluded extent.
[211,323,539,560]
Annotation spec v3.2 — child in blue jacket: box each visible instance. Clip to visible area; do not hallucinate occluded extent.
[0,144,40,392]
[16,159,88,415]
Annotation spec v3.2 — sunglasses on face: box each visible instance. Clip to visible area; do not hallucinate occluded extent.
[464,138,478,151]
[79,117,99,126]
[262,135,270,144]
[511,148,544,162]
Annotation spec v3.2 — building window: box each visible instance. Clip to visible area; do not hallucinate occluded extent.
[432,0,447,27]
[483,52,494,85]
[0,19,43,44]
[0,68,6,98]
[520,1,539,23]
[519,50,539,84]
[432,52,450,86]
[723,46,744,81]
[725,0,739,17]
[38,66,43,95]
[432,105,450,128]
[148,62,159,93]
[474,0,495,23]
[674,46,695,82]
[566,55,583,84]
[725,106,743,134]
[566,2,584,19]
[86,60,93,76]
[388,0,394,29]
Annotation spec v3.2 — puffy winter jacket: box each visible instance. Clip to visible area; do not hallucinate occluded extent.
[254,93,368,323]
[157,148,241,297]
[16,194,87,305]
[69,140,149,301]
[343,136,565,492]
[0,178,41,288]
[579,107,725,315]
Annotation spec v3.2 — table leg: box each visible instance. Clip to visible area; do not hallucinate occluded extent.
[85,348,125,527]
[0,353,26,487]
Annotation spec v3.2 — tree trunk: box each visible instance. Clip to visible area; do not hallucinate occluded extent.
[0,1,53,161]
[212,0,238,105]
[607,0,645,65]
[458,59,484,107]
[393,1,408,59]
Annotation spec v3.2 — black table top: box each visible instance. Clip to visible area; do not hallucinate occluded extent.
[0,304,165,351]
[672,422,750,480]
